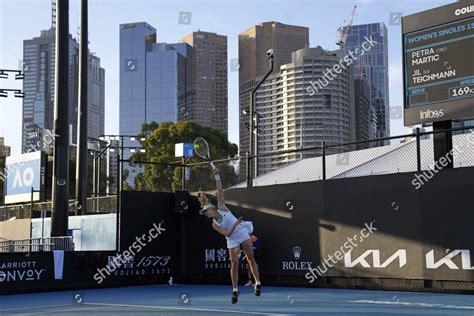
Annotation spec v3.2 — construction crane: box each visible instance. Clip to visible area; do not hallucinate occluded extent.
[336,5,357,47]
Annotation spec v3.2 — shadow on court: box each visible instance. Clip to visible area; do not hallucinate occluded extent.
[1,284,474,315]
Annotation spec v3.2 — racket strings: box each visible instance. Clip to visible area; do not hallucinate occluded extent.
[194,137,211,160]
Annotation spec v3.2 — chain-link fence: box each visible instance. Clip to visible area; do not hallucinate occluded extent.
[121,157,244,193]
[242,126,474,187]
[116,126,474,192]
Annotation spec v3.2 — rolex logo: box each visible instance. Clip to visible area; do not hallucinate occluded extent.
[292,246,302,259]
[282,246,312,271]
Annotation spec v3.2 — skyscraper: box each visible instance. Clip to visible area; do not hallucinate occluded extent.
[239,22,309,169]
[120,22,157,137]
[22,28,105,154]
[344,23,389,140]
[180,31,228,135]
[88,55,106,140]
[255,47,355,174]
[120,22,194,184]
[120,22,192,135]
[354,79,376,147]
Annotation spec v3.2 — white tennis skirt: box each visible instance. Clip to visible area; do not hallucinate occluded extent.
[226,221,253,249]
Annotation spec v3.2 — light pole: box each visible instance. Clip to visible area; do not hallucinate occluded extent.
[99,134,146,252]
[0,89,25,98]
[99,134,146,192]
[76,0,88,215]
[90,138,117,212]
[0,69,25,98]
[88,137,108,197]
[89,137,147,212]
[51,0,70,238]
[247,49,274,186]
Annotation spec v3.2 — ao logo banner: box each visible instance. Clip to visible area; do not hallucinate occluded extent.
[5,151,45,204]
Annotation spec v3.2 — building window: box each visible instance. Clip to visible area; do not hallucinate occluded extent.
[323,94,331,108]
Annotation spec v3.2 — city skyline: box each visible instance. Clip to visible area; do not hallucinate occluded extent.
[0,0,453,155]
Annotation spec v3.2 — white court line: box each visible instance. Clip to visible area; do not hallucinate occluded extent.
[84,302,293,315]
[0,304,72,312]
[13,305,111,315]
[349,299,474,310]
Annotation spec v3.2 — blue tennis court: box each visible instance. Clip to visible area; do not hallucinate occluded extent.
[0,285,473,315]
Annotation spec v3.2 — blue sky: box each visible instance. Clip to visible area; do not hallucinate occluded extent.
[0,0,453,155]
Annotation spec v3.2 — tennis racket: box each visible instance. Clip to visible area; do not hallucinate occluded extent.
[194,137,216,169]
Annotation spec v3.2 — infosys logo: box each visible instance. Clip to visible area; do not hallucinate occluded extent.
[420,109,444,120]
[455,5,474,16]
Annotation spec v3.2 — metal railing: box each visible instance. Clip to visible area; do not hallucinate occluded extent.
[0,236,74,253]
[0,195,117,222]
[119,126,474,191]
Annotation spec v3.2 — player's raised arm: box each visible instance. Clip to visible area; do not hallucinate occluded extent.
[214,168,228,211]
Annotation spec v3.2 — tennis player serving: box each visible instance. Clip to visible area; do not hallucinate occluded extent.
[198,167,261,304]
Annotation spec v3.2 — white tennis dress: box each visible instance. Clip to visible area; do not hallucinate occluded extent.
[213,209,253,249]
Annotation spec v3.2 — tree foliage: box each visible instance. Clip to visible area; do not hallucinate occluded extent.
[128,120,239,192]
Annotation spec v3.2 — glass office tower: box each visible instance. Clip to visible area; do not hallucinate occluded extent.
[120,22,191,135]
[120,22,157,137]
[345,23,390,141]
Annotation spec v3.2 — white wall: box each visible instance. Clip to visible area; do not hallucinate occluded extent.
[0,218,31,241]
[31,213,116,251]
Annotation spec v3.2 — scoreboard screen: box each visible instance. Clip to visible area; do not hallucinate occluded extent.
[403,3,474,126]
[405,17,474,108]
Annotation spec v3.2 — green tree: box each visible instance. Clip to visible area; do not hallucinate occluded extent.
[129,120,239,192]
[122,169,132,191]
